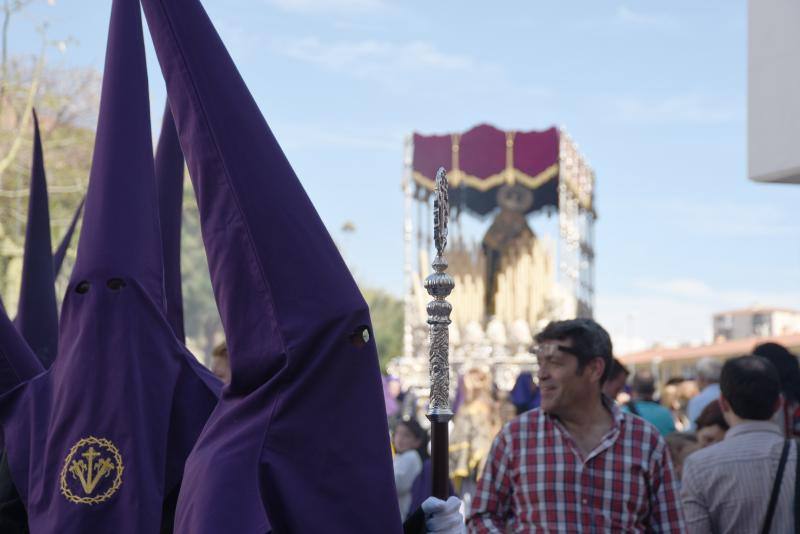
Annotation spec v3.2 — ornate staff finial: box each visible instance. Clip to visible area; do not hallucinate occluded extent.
[433,168,449,257]
[425,167,454,416]
[425,167,454,500]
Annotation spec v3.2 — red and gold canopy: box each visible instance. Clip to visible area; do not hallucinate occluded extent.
[412,124,560,216]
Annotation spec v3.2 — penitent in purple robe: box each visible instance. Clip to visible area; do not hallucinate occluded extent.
[0,112,53,527]
[0,0,220,531]
[0,305,42,534]
[141,0,403,531]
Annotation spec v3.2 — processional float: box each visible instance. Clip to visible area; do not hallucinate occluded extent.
[392,124,597,400]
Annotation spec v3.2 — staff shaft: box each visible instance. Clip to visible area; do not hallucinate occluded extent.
[429,421,450,500]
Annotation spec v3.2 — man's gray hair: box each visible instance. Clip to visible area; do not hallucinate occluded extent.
[696,357,722,383]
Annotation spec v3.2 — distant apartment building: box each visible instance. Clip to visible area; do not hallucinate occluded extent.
[620,309,800,384]
[713,308,800,342]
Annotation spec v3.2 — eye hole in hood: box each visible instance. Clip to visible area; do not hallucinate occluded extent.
[349,325,370,349]
[75,281,90,295]
[106,278,126,291]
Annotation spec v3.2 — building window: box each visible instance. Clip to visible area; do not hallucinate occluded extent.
[753,313,770,337]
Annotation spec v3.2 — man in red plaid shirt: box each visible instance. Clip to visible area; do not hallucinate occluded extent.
[467,319,685,533]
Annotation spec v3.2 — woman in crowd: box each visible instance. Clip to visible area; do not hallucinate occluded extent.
[392,418,429,521]
[694,400,729,447]
[661,379,691,431]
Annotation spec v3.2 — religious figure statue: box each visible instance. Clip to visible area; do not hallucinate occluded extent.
[482,184,536,316]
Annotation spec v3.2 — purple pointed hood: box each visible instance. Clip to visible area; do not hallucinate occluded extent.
[70,0,163,305]
[0,1,220,531]
[155,104,185,342]
[15,109,58,368]
[52,197,85,279]
[141,0,401,531]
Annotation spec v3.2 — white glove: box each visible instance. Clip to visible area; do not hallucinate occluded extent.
[421,496,466,534]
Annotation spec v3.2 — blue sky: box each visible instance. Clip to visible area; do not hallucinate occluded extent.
[13,0,800,350]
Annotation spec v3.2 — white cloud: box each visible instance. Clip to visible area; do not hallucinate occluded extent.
[274,36,550,101]
[615,94,740,124]
[615,6,676,28]
[266,0,385,13]
[212,19,266,62]
[274,121,402,151]
[633,277,714,298]
[574,5,677,31]
[279,37,477,79]
[667,199,800,239]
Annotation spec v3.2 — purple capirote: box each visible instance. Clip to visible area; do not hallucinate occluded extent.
[15,109,58,368]
[141,0,403,531]
[155,103,186,343]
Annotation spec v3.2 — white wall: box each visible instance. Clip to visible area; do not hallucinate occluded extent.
[772,310,800,335]
[748,0,800,183]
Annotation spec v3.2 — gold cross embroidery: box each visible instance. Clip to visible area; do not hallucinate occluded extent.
[68,447,115,495]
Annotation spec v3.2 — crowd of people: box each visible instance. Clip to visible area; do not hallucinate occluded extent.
[385,319,800,533]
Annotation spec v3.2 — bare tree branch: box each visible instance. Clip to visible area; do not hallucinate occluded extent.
[0,37,44,178]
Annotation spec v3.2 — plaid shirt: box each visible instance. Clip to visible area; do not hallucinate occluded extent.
[467,402,685,533]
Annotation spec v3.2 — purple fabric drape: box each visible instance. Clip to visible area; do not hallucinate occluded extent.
[409,458,456,514]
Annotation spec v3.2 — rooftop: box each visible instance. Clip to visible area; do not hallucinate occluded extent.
[713,307,800,317]
[618,332,800,365]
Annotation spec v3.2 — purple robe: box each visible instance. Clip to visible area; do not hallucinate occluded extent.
[0,307,41,534]
[0,0,220,531]
[409,458,456,515]
[141,0,402,531]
